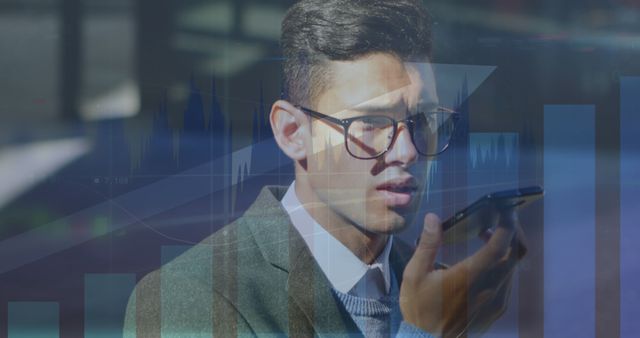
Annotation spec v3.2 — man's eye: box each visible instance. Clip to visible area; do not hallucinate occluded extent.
[407,113,433,133]
[361,123,379,131]
[353,117,392,130]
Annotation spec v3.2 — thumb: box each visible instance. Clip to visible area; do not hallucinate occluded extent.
[407,213,443,275]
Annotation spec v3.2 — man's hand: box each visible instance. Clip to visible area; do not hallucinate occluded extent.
[399,210,526,337]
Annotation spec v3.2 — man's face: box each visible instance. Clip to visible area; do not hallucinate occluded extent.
[303,53,438,234]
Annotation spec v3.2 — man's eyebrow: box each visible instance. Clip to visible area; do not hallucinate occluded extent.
[350,100,406,114]
[348,100,441,116]
[417,100,440,112]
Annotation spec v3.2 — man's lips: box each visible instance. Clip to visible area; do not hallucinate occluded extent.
[375,178,418,207]
[376,177,418,192]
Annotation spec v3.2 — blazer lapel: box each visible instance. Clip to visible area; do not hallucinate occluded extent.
[287,225,363,337]
[245,186,362,337]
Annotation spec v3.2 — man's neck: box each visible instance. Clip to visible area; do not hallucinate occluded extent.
[294,180,388,264]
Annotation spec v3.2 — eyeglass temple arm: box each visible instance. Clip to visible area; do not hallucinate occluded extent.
[297,106,379,158]
[437,106,457,114]
[297,106,345,126]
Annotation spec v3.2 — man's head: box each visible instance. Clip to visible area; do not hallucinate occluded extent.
[281,0,433,108]
[271,0,444,238]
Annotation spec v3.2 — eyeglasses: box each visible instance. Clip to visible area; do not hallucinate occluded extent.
[296,105,460,160]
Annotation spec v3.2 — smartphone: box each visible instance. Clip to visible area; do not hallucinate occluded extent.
[441,186,544,244]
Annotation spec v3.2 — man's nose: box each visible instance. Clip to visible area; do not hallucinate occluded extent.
[384,123,418,166]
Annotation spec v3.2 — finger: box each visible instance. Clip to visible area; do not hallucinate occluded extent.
[479,224,527,266]
[467,272,515,336]
[470,255,518,296]
[513,223,528,260]
[478,228,494,243]
[466,209,518,277]
[434,261,450,270]
[406,213,442,277]
[466,264,517,333]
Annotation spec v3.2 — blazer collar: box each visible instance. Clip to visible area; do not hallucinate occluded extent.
[244,186,414,337]
[242,186,292,270]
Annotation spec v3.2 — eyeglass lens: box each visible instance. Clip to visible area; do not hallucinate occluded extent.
[345,112,455,159]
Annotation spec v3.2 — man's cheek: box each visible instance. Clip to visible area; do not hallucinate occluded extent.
[310,126,346,172]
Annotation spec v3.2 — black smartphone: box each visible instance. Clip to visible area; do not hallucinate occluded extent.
[442,186,544,244]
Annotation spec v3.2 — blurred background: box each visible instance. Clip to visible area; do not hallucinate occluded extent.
[0,0,639,337]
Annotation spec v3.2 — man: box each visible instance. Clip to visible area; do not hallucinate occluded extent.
[124,0,525,337]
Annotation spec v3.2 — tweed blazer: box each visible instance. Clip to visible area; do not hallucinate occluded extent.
[123,186,416,337]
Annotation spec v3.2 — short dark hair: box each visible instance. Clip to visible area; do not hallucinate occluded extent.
[281,0,433,107]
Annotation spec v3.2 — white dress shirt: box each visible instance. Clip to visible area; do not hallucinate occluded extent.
[281,181,393,299]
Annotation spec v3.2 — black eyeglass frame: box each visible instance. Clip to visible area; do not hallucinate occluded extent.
[295,105,461,160]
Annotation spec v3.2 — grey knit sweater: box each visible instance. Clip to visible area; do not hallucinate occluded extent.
[332,270,436,338]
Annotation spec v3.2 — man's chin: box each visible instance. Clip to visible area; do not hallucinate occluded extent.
[366,211,412,235]
[389,206,421,231]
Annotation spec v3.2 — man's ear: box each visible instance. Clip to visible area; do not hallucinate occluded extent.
[269,100,308,161]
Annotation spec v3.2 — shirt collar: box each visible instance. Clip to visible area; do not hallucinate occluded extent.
[281,181,392,297]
